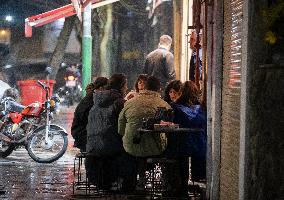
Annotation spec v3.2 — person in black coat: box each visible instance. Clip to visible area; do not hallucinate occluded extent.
[71,77,108,152]
[144,35,176,92]
[86,73,128,190]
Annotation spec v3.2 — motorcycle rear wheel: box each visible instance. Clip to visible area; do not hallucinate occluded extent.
[27,125,68,163]
[0,141,15,158]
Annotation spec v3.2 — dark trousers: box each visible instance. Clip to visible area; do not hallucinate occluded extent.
[118,152,137,192]
[119,153,150,191]
[165,156,189,196]
[85,155,118,189]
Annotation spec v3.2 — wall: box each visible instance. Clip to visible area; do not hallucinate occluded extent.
[220,0,244,199]
[10,27,45,64]
[243,1,284,199]
[43,19,81,54]
[7,19,80,66]
[206,0,224,199]
[247,65,284,200]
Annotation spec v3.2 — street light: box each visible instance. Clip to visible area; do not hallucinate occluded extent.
[5,15,13,22]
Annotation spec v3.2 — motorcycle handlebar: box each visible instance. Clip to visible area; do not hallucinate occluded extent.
[37,81,50,99]
[37,81,49,90]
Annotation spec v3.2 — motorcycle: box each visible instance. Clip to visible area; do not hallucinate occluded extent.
[0,81,68,163]
[59,64,82,106]
[57,73,82,106]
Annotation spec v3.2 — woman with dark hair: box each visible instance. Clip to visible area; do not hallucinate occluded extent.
[86,73,127,190]
[165,80,207,197]
[71,77,108,152]
[164,80,183,103]
[177,80,201,106]
[125,74,148,100]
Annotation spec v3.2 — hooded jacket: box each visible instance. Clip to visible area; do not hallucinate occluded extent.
[118,90,171,157]
[86,89,125,156]
[165,103,207,158]
[165,103,207,181]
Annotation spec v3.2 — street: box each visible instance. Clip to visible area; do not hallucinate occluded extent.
[0,106,202,200]
[0,106,77,200]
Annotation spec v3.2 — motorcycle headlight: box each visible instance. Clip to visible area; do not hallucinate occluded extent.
[67,75,75,81]
[50,99,56,108]
[50,96,60,114]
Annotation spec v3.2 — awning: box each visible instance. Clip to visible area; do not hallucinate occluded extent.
[25,0,120,37]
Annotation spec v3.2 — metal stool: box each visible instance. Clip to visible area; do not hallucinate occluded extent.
[145,157,177,199]
[73,152,101,197]
[73,152,122,198]
[72,152,88,194]
[188,180,206,199]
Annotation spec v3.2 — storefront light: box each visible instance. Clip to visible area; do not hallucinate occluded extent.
[1,30,6,35]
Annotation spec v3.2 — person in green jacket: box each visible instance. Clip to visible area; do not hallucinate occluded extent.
[118,76,171,190]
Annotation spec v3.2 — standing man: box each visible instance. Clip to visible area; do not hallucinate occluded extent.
[144,35,176,91]
[189,30,202,87]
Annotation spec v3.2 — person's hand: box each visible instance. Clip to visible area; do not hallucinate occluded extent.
[125,91,136,100]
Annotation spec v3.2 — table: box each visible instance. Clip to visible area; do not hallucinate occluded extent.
[137,127,202,134]
[136,127,205,196]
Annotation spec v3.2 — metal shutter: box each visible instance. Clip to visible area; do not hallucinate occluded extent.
[220,0,243,199]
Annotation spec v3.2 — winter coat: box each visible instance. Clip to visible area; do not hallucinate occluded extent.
[86,89,125,156]
[165,103,207,158]
[165,103,207,181]
[118,90,171,157]
[144,47,176,90]
[71,94,93,152]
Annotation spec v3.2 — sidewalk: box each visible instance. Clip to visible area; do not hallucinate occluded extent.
[0,106,76,199]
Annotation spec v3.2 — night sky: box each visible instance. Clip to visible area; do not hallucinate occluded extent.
[0,0,69,26]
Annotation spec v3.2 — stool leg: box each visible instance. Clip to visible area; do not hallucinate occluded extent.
[78,157,82,182]
[86,170,88,195]
[193,181,196,197]
[72,158,76,194]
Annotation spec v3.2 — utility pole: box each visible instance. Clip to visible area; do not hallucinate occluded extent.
[82,2,92,96]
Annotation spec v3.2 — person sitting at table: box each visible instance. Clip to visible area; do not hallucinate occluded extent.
[164,80,207,197]
[164,80,183,104]
[125,74,148,100]
[118,76,171,191]
[86,74,127,190]
[71,77,108,152]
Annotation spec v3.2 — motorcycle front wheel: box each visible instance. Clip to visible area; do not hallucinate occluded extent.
[27,125,68,163]
[0,141,15,158]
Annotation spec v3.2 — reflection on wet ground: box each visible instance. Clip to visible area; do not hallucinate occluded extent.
[0,106,205,199]
[0,106,77,199]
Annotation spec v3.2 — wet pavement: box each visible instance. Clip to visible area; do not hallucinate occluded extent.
[0,106,77,200]
[0,106,205,200]
[0,106,156,200]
